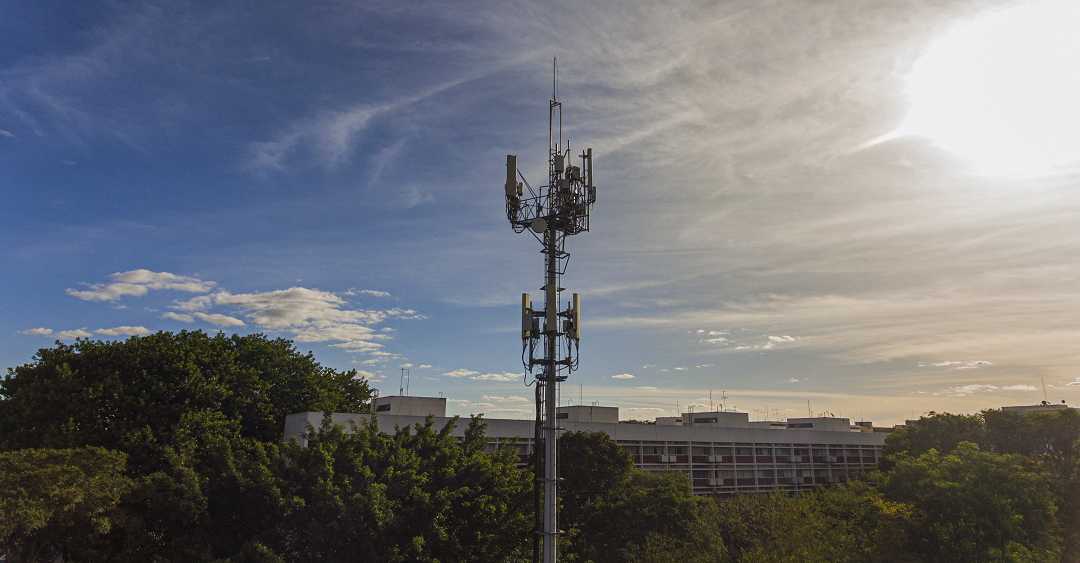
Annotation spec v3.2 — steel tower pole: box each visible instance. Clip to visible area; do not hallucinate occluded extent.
[542,225,559,563]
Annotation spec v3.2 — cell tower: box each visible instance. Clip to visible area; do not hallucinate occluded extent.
[505,62,595,563]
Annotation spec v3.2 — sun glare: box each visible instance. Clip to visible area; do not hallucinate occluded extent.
[900,0,1080,175]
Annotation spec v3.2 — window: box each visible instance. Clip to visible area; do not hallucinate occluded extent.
[621,445,640,455]
[642,446,662,455]
[814,469,830,477]
[692,470,710,479]
[717,447,733,456]
[691,446,710,455]
[718,470,735,479]
[668,446,686,455]
[375,404,391,412]
[774,447,792,456]
[812,449,827,456]
[757,469,774,478]
[755,447,772,456]
[776,469,793,478]
[736,470,755,478]
[735,447,754,456]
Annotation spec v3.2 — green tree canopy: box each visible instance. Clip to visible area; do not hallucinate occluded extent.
[881,412,984,469]
[281,414,532,563]
[0,447,133,563]
[0,330,371,450]
[878,442,1058,563]
[714,483,915,563]
[0,331,372,563]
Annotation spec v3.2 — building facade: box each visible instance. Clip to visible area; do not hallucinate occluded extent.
[284,398,887,495]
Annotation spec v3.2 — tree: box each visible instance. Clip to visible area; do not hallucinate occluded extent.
[878,442,1059,563]
[984,407,1080,562]
[881,412,984,470]
[0,331,372,563]
[567,471,726,563]
[559,430,634,528]
[714,483,915,563]
[280,414,533,563]
[0,330,371,451]
[0,447,133,563]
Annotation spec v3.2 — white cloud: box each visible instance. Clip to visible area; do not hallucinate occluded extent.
[94,326,152,336]
[161,312,194,322]
[788,378,800,383]
[675,367,687,371]
[419,364,432,369]
[444,368,479,378]
[20,327,98,341]
[1067,378,1080,387]
[936,384,998,396]
[193,312,245,327]
[330,340,384,353]
[1002,385,1037,391]
[769,335,796,342]
[400,363,414,368]
[611,373,636,379]
[702,337,728,343]
[471,372,520,382]
[67,270,215,301]
[215,287,382,328]
[955,360,992,369]
[358,289,390,297]
[708,331,727,336]
[481,395,529,402]
[19,328,55,335]
[636,386,658,390]
[171,295,212,311]
[353,370,377,379]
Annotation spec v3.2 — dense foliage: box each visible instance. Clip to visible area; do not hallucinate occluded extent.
[3,334,1080,562]
[0,447,132,563]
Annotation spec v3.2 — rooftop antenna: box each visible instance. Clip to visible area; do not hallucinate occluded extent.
[399,368,405,396]
[1042,378,1049,403]
[505,57,596,563]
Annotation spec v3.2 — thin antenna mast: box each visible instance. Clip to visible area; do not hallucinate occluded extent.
[505,59,596,563]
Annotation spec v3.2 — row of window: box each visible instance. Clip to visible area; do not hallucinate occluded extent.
[689,469,843,479]
[623,445,877,457]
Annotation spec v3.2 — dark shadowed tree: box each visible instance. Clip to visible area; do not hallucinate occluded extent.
[559,430,634,528]
[567,471,726,563]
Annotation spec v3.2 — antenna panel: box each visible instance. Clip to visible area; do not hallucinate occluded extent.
[522,293,532,339]
[505,155,518,197]
[571,293,580,339]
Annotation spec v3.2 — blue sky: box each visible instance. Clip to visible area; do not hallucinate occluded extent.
[4,0,1080,425]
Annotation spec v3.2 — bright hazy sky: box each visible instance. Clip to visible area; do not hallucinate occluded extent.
[4,0,1080,425]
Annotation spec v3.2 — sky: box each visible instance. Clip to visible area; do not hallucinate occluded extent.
[4,0,1080,426]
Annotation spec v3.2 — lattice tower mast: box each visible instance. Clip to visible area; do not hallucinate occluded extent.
[504,63,595,563]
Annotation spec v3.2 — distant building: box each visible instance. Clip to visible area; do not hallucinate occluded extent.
[1002,401,1070,415]
[284,398,886,495]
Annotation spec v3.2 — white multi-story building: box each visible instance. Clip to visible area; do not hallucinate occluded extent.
[284,397,888,495]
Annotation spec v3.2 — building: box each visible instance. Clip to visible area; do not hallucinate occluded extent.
[284,397,886,495]
[1002,401,1070,415]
